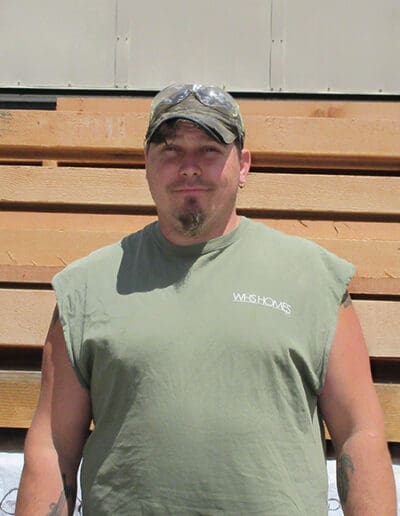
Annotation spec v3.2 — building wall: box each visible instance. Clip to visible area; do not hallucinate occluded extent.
[0,0,399,94]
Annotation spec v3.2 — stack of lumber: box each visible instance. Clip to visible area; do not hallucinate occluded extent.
[0,97,399,445]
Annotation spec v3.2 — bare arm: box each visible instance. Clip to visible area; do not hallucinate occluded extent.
[319,293,396,515]
[16,307,92,515]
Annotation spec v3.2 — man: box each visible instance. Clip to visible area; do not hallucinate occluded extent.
[16,84,396,515]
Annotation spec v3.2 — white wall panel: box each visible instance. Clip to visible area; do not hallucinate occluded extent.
[280,0,400,94]
[124,0,272,92]
[0,0,399,94]
[0,0,117,88]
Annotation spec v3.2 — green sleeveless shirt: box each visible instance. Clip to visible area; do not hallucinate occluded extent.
[52,217,354,515]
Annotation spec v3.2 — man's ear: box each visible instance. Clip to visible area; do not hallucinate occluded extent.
[239,148,251,185]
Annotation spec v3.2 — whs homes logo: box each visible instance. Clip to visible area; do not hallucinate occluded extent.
[233,292,292,316]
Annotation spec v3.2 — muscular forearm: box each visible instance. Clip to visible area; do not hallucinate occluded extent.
[16,448,77,516]
[336,431,396,515]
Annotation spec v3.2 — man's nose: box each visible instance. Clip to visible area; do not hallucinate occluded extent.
[179,159,201,177]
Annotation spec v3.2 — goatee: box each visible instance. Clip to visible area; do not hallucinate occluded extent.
[177,198,206,237]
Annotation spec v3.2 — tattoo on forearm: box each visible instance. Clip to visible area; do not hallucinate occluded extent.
[47,495,65,516]
[337,453,355,505]
[46,473,75,516]
[341,290,352,308]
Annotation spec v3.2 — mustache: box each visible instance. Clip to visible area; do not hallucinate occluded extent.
[168,179,214,190]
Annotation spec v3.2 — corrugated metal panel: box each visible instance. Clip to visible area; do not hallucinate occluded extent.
[0,0,272,92]
[0,0,399,94]
[280,0,400,94]
[124,0,272,92]
[0,0,117,89]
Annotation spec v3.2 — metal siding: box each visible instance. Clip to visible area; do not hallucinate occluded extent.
[0,0,399,94]
[125,0,272,92]
[282,0,400,94]
[0,0,117,89]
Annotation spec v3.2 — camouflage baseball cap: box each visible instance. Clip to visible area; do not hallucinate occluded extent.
[145,83,245,148]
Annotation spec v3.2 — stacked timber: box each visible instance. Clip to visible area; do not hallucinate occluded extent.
[0,98,399,444]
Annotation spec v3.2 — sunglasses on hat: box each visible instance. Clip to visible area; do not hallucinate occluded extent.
[150,84,243,123]
[146,83,245,148]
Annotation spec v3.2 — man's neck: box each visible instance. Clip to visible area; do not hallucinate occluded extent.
[158,213,241,246]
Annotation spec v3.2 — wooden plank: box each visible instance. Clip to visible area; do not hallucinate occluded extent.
[1,110,400,170]
[1,166,153,208]
[0,290,54,347]
[2,167,400,216]
[2,289,399,358]
[243,173,400,216]
[57,97,400,120]
[1,213,399,292]
[377,384,400,443]
[2,212,399,240]
[247,116,400,170]
[0,371,40,428]
[1,371,398,440]
[57,97,152,113]
[354,301,400,358]
[1,239,396,294]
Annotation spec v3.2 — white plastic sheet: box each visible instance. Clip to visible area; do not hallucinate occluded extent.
[0,453,81,515]
[0,454,399,515]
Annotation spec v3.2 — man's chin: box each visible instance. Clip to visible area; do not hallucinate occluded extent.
[176,209,206,237]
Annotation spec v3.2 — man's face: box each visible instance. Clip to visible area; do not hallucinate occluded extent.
[145,121,250,243]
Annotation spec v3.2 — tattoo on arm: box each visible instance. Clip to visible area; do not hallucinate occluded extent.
[47,473,75,516]
[47,496,65,516]
[337,453,355,505]
[341,290,352,308]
